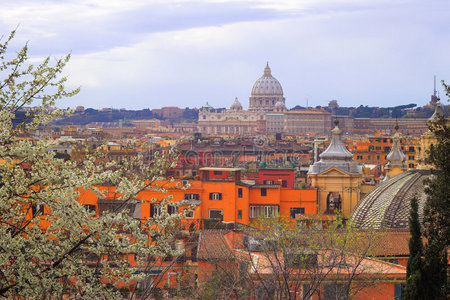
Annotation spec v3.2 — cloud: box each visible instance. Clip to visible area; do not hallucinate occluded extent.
[0,0,284,55]
[1,0,449,109]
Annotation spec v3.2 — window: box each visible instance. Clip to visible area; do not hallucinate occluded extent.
[209,192,222,200]
[150,203,161,217]
[168,205,178,215]
[184,193,199,200]
[83,205,96,214]
[290,207,305,218]
[31,204,44,217]
[98,199,140,218]
[209,209,223,220]
[237,210,242,220]
[408,155,415,160]
[238,188,243,198]
[377,155,380,160]
[281,180,287,188]
[213,170,223,175]
[264,180,275,185]
[182,180,189,186]
[357,155,363,160]
[394,283,402,300]
[184,209,194,219]
[249,205,279,218]
[260,188,267,196]
[324,284,348,299]
[326,192,342,211]
[409,163,415,168]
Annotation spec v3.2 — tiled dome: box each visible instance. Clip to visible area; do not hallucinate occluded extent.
[351,170,431,229]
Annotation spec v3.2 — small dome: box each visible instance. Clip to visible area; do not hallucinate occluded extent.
[274,100,286,110]
[201,101,213,110]
[308,120,362,175]
[251,62,284,96]
[385,124,407,168]
[230,97,243,111]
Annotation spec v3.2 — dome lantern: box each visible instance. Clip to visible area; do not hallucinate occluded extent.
[384,123,407,179]
[263,61,271,76]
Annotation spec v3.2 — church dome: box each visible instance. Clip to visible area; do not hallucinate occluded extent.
[385,124,407,168]
[251,62,284,96]
[230,97,243,111]
[308,120,362,175]
[274,100,286,111]
[351,170,431,229]
[201,101,213,110]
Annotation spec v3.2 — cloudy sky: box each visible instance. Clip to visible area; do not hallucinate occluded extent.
[1,0,449,109]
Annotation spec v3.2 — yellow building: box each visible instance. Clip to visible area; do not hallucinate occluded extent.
[308,120,362,218]
[417,100,446,170]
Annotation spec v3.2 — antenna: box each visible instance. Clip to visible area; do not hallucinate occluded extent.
[306,97,308,108]
[434,75,437,97]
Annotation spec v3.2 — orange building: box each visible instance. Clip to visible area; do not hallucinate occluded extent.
[352,136,418,169]
[196,229,406,299]
[74,167,318,291]
[77,167,317,227]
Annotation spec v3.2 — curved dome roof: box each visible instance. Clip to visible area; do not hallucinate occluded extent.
[351,170,431,229]
[251,62,284,96]
[308,120,362,175]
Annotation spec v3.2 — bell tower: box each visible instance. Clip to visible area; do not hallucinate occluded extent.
[308,120,362,218]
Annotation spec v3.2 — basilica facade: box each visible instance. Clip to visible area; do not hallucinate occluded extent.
[197,63,332,136]
[197,63,288,136]
[197,98,266,135]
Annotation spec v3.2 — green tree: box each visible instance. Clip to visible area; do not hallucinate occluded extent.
[421,81,450,299]
[403,197,424,300]
[0,30,184,299]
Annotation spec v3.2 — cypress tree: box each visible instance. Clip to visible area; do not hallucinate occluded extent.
[421,82,450,299]
[402,197,424,300]
[422,174,449,300]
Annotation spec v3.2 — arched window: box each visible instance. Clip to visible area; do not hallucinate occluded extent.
[326,192,342,212]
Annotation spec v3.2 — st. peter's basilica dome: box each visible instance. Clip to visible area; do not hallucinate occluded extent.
[251,62,284,96]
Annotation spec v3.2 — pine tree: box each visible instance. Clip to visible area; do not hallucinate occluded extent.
[402,197,424,300]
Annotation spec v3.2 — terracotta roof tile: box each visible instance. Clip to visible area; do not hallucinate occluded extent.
[197,230,234,261]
